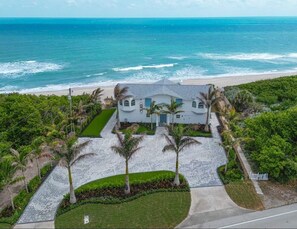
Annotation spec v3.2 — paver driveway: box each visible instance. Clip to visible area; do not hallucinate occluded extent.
[17,113,226,224]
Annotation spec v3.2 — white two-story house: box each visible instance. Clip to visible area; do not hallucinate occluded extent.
[117,79,212,126]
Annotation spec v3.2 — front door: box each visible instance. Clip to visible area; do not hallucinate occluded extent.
[160,114,167,126]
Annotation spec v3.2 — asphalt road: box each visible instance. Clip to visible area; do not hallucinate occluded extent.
[197,203,297,228]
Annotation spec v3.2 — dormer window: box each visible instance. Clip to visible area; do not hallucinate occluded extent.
[192,101,197,108]
[124,100,129,107]
[131,99,136,106]
[198,102,204,109]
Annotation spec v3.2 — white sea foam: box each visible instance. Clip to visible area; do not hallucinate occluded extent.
[199,53,285,61]
[113,63,177,72]
[0,61,63,78]
[167,56,189,60]
[86,72,106,78]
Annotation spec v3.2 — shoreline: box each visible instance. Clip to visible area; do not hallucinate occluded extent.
[27,71,297,98]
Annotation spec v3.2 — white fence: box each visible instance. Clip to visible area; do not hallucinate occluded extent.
[249,172,269,181]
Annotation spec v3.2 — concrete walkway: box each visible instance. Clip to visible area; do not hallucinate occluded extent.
[16,113,226,226]
[177,187,250,228]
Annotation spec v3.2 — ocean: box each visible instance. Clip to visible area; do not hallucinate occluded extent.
[1,17,297,93]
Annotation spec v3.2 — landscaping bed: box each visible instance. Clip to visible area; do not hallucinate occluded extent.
[115,123,156,135]
[80,109,115,137]
[0,164,53,225]
[55,171,190,228]
[182,124,212,138]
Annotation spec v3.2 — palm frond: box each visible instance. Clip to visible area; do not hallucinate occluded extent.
[71,153,95,166]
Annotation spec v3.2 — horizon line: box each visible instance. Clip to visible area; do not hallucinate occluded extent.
[1,16,297,19]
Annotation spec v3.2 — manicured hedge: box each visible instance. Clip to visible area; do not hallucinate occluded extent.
[57,171,189,216]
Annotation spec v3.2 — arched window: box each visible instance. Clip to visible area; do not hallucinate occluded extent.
[131,99,136,106]
[124,100,129,107]
[192,101,197,108]
[120,100,123,106]
[198,102,204,109]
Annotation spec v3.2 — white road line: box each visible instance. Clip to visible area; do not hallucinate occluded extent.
[220,209,297,228]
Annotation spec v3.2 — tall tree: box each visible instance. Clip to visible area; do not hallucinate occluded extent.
[53,137,93,204]
[111,131,143,194]
[163,98,183,126]
[114,84,129,129]
[90,88,104,104]
[198,86,221,132]
[8,148,31,193]
[162,125,201,186]
[0,160,24,211]
[31,136,53,178]
[144,101,162,130]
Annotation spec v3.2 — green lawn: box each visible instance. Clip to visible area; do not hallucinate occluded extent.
[0,223,11,229]
[225,181,264,210]
[55,192,190,229]
[81,109,115,137]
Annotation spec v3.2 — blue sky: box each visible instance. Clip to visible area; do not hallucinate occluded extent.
[1,0,297,18]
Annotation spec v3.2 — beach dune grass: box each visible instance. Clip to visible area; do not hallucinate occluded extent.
[81,109,115,137]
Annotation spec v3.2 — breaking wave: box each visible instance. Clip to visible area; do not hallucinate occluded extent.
[199,53,297,61]
[112,63,177,72]
[0,61,63,78]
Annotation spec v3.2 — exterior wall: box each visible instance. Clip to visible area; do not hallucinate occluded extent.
[118,94,208,125]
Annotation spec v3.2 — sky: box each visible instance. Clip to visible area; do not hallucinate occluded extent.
[1,0,297,18]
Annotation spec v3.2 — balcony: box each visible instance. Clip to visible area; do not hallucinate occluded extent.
[120,105,136,112]
[192,107,207,114]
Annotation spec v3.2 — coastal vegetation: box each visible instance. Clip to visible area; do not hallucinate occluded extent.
[224,75,297,183]
[55,171,190,228]
[0,165,52,225]
[0,91,103,224]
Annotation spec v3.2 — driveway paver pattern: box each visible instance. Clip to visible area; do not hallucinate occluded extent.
[17,113,226,224]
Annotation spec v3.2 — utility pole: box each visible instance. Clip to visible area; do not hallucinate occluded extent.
[68,88,74,133]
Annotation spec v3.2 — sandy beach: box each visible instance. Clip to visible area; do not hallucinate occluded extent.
[30,72,297,98]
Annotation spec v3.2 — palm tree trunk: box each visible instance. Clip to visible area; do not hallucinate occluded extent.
[36,158,41,179]
[171,113,174,127]
[7,187,15,211]
[68,166,77,204]
[174,152,180,186]
[204,106,210,132]
[124,159,130,194]
[116,108,121,129]
[151,114,153,130]
[22,169,29,193]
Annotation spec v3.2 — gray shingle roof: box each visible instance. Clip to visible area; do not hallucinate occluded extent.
[119,79,211,100]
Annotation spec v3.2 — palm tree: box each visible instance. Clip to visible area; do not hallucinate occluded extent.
[114,84,129,129]
[90,88,104,104]
[144,101,162,130]
[162,125,201,186]
[198,86,221,132]
[0,160,24,211]
[31,137,53,178]
[53,137,93,204]
[9,149,31,193]
[111,131,144,194]
[163,98,183,126]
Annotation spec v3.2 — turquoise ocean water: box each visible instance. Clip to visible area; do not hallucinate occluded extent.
[1,17,297,93]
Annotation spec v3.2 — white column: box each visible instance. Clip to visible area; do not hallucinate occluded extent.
[156,115,159,127]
